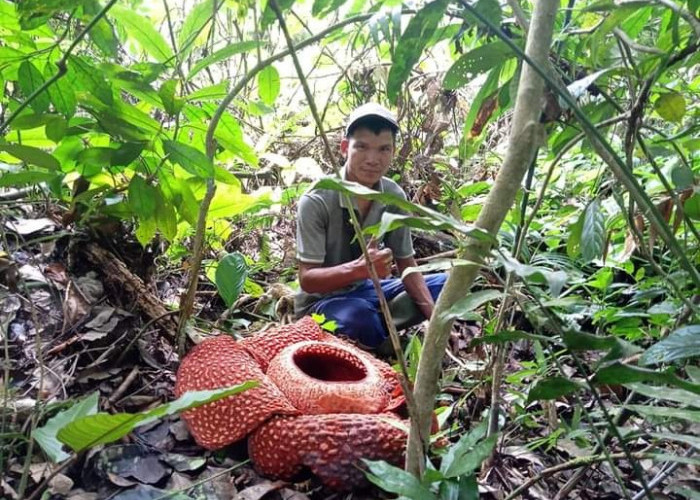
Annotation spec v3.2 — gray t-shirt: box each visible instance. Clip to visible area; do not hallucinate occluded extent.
[295,171,414,316]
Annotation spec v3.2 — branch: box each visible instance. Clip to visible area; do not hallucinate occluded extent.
[0,0,119,134]
[505,452,655,500]
[406,0,558,475]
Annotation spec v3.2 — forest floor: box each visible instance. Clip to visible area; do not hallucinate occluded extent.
[1,194,696,500]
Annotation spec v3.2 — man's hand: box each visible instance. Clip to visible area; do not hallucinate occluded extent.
[359,239,393,278]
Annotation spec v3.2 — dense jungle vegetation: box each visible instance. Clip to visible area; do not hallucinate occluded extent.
[0,0,699,498]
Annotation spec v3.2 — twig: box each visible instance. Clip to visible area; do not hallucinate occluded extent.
[24,454,80,500]
[107,366,140,407]
[505,452,655,500]
[631,449,695,500]
[0,0,119,133]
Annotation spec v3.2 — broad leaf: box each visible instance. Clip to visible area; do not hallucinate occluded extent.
[257,65,280,106]
[33,392,99,463]
[214,112,258,166]
[640,325,700,365]
[128,175,157,218]
[443,433,497,478]
[215,252,248,308]
[18,61,50,113]
[67,55,113,105]
[186,41,259,80]
[386,0,449,104]
[593,362,700,395]
[625,383,699,406]
[111,7,174,63]
[312,0,348,17]
[440,289,502,321]
[444,41,514,90]
[135,213,156,246]
[0,144,60,170]
[178,0,214,57]
[364,459,437,500]
[625,405,700,423]
[0,170,60,187]
[313,178,493,242]
[163,140,215,179]
[440,420,487,476]
[654,92,686,122]
[155,188,178,241]
[186,81,229,101]
[497,254,568,297]
[44,65,77,118]
[57,384,256,452]
[648,432,700,448]
[684,193,700,220]
[527,376,584,402]
[581,199,605,262]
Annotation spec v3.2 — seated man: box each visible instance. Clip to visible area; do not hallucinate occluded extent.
[294,103,446,348]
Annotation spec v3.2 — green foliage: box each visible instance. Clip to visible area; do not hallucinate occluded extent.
[387,0,449,104]
[215,252,249,307]
[57,383,256,454]
[641,324,700,365]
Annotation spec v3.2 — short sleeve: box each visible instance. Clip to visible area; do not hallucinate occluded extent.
[296,194,327,264]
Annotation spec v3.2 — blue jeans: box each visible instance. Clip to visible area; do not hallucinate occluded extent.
[311,273,447,348]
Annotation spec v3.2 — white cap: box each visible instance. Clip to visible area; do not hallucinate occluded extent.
[345,103,399,135]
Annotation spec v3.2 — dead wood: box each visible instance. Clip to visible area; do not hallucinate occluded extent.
[79,243,178,336]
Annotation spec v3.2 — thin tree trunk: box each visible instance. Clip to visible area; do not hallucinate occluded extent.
[406,0,560,475]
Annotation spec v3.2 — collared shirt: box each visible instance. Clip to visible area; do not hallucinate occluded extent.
[294,167,414,316]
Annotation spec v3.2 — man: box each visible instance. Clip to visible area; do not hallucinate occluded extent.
[294,103,446,349]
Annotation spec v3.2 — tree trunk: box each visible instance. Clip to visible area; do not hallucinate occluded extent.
[406,0,560,475]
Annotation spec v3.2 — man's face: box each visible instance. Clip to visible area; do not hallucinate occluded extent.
[341,127,395,188]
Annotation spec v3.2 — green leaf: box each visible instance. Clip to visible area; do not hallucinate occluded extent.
[443,433,497,478]
[581,199,605,262]
[163,140,215,178]
[57,384,256,452]
[440,289,502,321]
[566,211,584,258]
[364,460,437,499]
[386,0,449,104]
[640,324,700,366]
[110,6,174,63]
[684,193,700,220]
[469,330,551,347]
[670,164,694,189]
[312,0,348,17]
[625,383,699,406]
[178,0,213,57]
[215,252,248,308]
[648,431,700,449]
[18,61,50,113]
[128,175,157,217]
[0,170,60,187]
[314,178,494,242]
[10,113,54,130]
[0,144,60,170]
[186,41,259,80]
[654,93,686,123]
[185,81,229,101]
[444,41,515,90]
[440,420,487,476]
[497,254,568,297]
[44,65,77,118]
[214,112,258,167]
[257,65,280,106]
[593,362,700,395]
[33,393,99,463]
[159,79,183,116]
[83,0,119,57]
[45,115,67,143]
[625,405,700,423]
[155,188,178,241]
[528,376,584,402]
[67,56,113,105]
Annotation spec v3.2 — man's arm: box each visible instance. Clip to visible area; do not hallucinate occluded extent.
[396,256,435,320]
[299,246,394,294]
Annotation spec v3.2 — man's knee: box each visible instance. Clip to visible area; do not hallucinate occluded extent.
[314,298,386,348]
